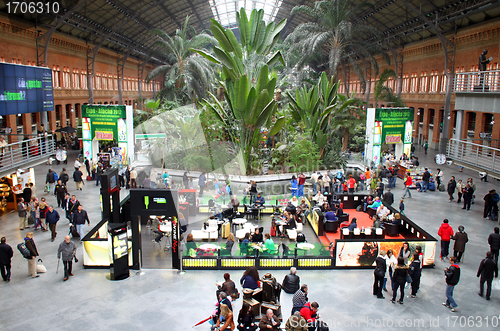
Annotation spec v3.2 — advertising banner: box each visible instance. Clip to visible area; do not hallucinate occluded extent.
[82,105,126,141]
[335,240,435,267]
[374,108,414,144]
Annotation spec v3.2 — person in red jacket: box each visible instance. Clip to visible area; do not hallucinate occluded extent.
[300,301,319,330]
[438,219,454,261]
[346,175,356,194]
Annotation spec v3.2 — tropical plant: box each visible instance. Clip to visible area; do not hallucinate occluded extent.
[146,16,217,103]
[288,137,322,172]
[373,68,405,107]
[195,9,287,175]
[329,94,366,150]
[285,0,389,88]
[287,72,359,155]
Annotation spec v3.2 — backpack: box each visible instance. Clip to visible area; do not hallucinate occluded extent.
[359,173,366,180]
[17,242,31,258]
[53,172,59,182]
[336,171,343,180]
[61,173,69,183]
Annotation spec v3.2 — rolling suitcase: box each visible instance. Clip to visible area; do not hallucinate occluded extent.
[221,221,230,239]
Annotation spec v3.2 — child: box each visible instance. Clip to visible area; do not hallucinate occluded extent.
[399,199,405,216]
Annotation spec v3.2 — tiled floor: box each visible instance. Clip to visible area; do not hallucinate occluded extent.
[1,148,499,330]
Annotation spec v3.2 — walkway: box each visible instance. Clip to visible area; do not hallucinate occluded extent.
[0,147,499,330]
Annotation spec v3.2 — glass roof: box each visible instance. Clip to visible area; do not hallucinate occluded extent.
[208,0,283,28]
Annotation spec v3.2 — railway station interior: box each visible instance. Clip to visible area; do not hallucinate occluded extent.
[1,0,500,330]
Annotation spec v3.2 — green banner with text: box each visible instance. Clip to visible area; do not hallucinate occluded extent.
[374,108,414,144]
[82,105,126,141]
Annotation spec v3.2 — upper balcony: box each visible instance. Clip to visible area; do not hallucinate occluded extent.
[454,70,500,113]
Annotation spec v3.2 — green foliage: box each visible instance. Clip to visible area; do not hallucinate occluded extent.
[287,72,360,154]
[288,137,322,172]
[182,153,213,172]
[374,68,406,107]
[195,8,287,175]
[285,0,389,87]
[147,15,217,103]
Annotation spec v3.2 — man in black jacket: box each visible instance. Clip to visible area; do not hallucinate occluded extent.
[0,237,13,282]
[73,167,84,191]
[421,168,431,192]
[54,180,68,208]
[46,206,60,242]
[443,256,460,312]
[477,251,498,300]
[409,253,422,298]
[45,169,56,193]
[72,205,90,240]
[373,250,386,299]
[488,227,500,265]
[282,267,300,294]
[382,188,394,206]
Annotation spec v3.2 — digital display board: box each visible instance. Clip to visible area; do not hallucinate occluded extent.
[0,63,54,115]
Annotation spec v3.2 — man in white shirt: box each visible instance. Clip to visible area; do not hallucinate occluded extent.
[74,158,81,171]
[311,172,319,194]
[377,205,390,220]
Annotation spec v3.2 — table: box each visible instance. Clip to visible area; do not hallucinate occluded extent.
[233,218,247,230]
[199,243,218,252]
[297,243,315,250]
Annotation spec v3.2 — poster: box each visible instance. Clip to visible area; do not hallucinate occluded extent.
[335,240,436,267]
[374,108,414,144]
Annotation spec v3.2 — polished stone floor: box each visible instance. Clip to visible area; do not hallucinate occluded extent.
[1,147,499,330]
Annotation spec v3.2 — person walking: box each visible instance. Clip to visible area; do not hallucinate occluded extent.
[84,157,90,177]
[462,183,473,210]
[18,197,28,230]
[0,237,13,282]
[125,166,131,189]
[73,167,84,191]
[488,227,500,265]
[424,140,428,154]
[421,168,430,192]
[455,179,464,203]
[198,172,206,196]
[129,167,137,188]
[477,251,498,300]
[72,205,90,240]
[54,179,68,208]
[373,250,386,299]
[73,158,80,171]
[452,225,468,263]
[443,257,460,312]
[435,168,444,190]
[182,171,189,189]
[290,175,298,197]
[402,172,412,198]
[60,168,69,185]
[447,176,456,202]
[438,219,454,261]
[409,253,422,298]
[391,257,409,304]
[45,169,56,193]
[46,205,60,242]
[383,188,394,206]
[298,172,306,197]
[282,267,300,294]
[57,235,76,281]
[24,232,39,278]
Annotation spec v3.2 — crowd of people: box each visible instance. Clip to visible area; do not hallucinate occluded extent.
[211,267,325,331]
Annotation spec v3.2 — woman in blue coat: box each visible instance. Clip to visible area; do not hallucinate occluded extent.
[290,175,298,197]
[240,266,260,289]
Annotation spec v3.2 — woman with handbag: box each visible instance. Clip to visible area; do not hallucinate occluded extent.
[391,257,409,304]
[38,197,48,232]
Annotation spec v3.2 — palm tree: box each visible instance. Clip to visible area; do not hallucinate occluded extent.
[285,0,389,87]
[373,68,405,107]
[146,16,217,103]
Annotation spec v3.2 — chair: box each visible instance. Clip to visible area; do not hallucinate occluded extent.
[385,223,400,237]
[323,220,338,233]
[295,222,303,232]
[341,228,350,239]
[364,228,372,236]
[202,219,218,240]
[353,228,361,236]
[338,213,349,223]
[367,208,377,217]
[287,229,297,240]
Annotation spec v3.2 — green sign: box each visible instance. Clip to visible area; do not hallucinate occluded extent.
[374,108,414,144]
[82,105,127,141]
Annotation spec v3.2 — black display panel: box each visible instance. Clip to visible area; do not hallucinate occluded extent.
[130,189,179,217]
[0,63,54,115]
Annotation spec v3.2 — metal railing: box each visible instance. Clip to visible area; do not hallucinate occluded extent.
[0,135,56,173]
[454,70,500,93]
[446,138,500,174]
